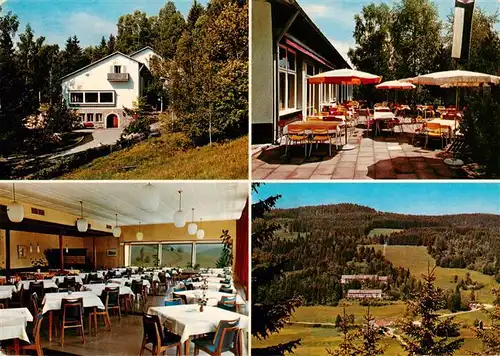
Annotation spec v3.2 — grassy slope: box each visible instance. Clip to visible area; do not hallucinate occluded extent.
[61,135,248,180]
[369,245,499,303]
[367,228,404,237]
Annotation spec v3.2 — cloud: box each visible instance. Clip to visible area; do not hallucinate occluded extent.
[302,3,356,27]
[0,0,7,8]
[328,38,355,68]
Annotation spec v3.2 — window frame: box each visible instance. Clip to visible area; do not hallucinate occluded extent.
[69,91,115,106]
[278,45,297,113]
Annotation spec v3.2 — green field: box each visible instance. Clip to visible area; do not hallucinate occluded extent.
[367,228,404,237]
[62,135,248,180]
[369,245,499,303]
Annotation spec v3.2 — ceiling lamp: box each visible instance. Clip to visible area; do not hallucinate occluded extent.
[136,222,144,241]
[112,214,121,238]
[141,183,160,212]
[196,218,205,240]
[7,183,24,223]
[173,190,185,228]
[29,243,33,253]
[36,242,40,253]
[76,201,88,232]
[187,208,198,235]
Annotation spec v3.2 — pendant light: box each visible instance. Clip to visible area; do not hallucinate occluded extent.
[29,243,33,253]
[136,222,144,241]
[196,218,205,240]
[7,183,24,223]
[173,190,185,228]
[36,242,40,253]
[141,183,160,212]
[76,201,88,232]
[112,214,121,238]
[65,244,68,253]
[187,208,198,235]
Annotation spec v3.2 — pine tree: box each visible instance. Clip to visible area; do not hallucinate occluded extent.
[327,307,358,356]
[107,34,116,54]
[400,267,464,355]
[251,183,302,355]
[475,288,500,354]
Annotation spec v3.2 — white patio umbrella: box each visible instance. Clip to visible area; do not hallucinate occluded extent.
[375,80,416,90]
[407,70,500,87]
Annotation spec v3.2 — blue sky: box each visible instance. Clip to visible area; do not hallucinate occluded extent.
[0,0,202,47]
[253,183,500,215]
[300,0,500,66]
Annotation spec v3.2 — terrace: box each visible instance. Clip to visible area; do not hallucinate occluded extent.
[0,182,249,355]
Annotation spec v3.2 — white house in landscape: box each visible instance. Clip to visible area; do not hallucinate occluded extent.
[61,46,161,129]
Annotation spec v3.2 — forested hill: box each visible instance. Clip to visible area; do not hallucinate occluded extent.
[268,203,500,236]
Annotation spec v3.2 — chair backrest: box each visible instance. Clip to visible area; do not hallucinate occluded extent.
[172,293,187,304]
[103,287,120,308]
[212,319,240,354]
[164,298,183,306]
[132,280,143,294]
[424,122,443,132]
[311,128,329,135]
[221,296,237,303]
[158,273,167,283]
[30,292,39,314]
[61,297,83,321]
[142,314,163,346]
[287,128,306,136]
[173,286,186,292]
[32,312,44,345]
[219,287,233,294]
[307,116,322,121]
[64,277,76,287]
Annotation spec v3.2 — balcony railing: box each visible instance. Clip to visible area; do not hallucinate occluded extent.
[107,73,129,82]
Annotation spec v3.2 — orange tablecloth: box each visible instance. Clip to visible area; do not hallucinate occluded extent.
[287,121,342,132]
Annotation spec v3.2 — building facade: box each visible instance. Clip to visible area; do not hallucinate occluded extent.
[341,275,390,284]
[251,0,353,144]
[61,47,160,130]
[346,289,384,299]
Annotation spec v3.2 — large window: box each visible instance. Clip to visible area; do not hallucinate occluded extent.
[278,46,296,112]
[130,244,158,267]
[161,244,193,268]
[69,91,115,105]
[196,243,225,268]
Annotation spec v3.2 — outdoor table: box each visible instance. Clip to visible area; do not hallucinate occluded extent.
[147,305,248,355]
[427,118,456,138]
[0,308,33,354]
[0,285,17,300]
[17,280,58,291]
[42,291,105,341]
[52,275,83,285]
[172,290,245,306]
[373,111,396,136]
[82,283,133,296]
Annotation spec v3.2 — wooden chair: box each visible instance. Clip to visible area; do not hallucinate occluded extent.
[30,292,40,315]
[139,314,182,356]
[29,282,44,300]
[60,297,85,346]
[172,293,188,305]
[285,128,308,157]
[88,287,119,334]
[308,127,337,157]
[193,319,241,356]
[219,286,234,294]
[20,312,44,356]
[164,298,183,306]
[10,284,23,308]
[423,122,448,149]
[155,273,168,295]
[217,296,237,312]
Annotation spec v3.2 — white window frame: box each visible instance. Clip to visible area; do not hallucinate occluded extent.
[69,91,115,106]
[96,113,103,122]
[278,45,297,113]
[86,113,94,122]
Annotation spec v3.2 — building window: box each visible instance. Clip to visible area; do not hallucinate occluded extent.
[130,244,159,267]
[114,65,121,74]
[195,243,226,268]
[161,244,193,268]
[86,113,94,122]
[100,92,113,103]
[278,46,297,112]
[96,113,103,122]
[79,113,85,122]
[85,92,98,103]
[70,93,84,103]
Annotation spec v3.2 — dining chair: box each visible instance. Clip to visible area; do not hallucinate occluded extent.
[88,288,118,334]
[164,298,183,306]
[217,296,237,312]
[309,128,336,157]
[20,312,44,356]
[285,128,308,157]
[219,286,234,294]
[10,284,23,308]
[172,293,188,305]
[139,314,182,356]
[29,282,44,300]
[173,286,186,293]
[60,297,85,346]
[30,292,40,315]
[193,319,241,356]
[423,122,448,149]
[156,273,168,295]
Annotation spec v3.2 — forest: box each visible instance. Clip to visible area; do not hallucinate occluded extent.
[0,0,248,154]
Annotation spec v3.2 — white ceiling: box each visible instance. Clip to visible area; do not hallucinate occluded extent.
[0,182,248,227]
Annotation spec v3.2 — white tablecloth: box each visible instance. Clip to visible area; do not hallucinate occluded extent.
[79,272,104,280]
[52,275,83,284]
[0,285,17,299]
[191,282,234,292]
[82,284,133,296]
[17,280,58,291]
[109,278,151,288]
[374,111,395,120]
[203,277,232,284]
[172,291,245,306]
[0,308,33,342]
[41,292,105,314]
[147,305,248,343]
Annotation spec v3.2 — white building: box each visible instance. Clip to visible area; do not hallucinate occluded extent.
[346,289,384,299]
[61,47,161,129]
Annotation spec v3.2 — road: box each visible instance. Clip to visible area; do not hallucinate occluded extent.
[52,128,123,158]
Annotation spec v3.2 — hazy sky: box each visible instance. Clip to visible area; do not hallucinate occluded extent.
[1,0,201,47]
[253,183,500,215]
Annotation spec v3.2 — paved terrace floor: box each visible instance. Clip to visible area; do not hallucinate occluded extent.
[252,118,465,180]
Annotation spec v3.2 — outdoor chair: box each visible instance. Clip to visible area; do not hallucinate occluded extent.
[217,296,237,312]
[164,298,183,306]
[20,312,44,356]
[423,122,448,149]
[284,128,308,157]
[193,319,241,356]
[60,297,85,346]
[308,127,337,157]
[139,314,182,356]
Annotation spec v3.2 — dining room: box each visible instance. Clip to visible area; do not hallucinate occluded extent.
[0,181,249,355]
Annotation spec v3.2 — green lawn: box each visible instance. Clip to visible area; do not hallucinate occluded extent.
[62,135,248,179]
[369,245,499,303]
[367,228,404,237]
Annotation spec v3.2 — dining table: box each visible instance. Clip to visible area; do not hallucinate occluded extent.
[172,290,245,306]
[52,275,83,285]
[17,279,58,291]
[82,283,133,296]
[0,308,33,354]
[147,305,248,355]
[191,281,234,292]
[0,285,17,300]
[42,291,105,341]
[108,277,151,288]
